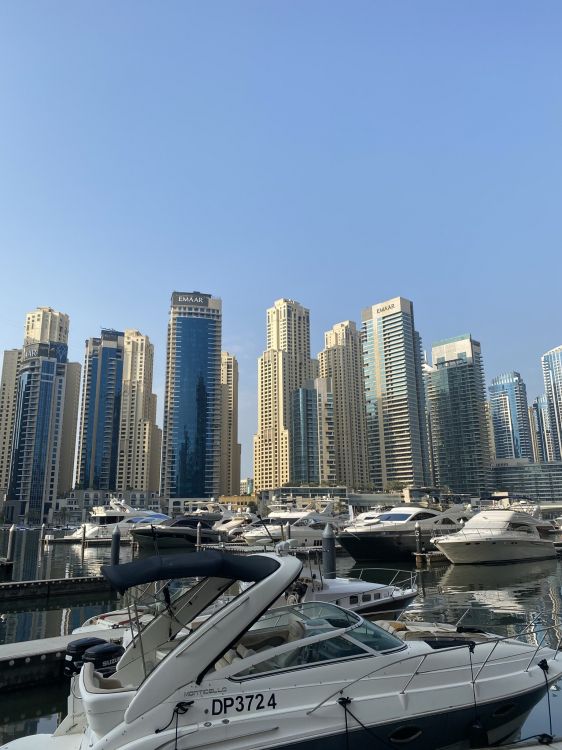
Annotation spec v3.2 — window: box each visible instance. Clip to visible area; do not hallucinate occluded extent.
[348,620,404,652]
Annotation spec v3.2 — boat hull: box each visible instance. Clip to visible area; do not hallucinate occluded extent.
[434,538,557,565]
[338,531,434,561]
[131,527,221,550]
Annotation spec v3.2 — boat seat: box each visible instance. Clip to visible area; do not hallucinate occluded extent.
[373,621,408,640]
[236,644,256,658]
[81,662,134,693]
[214,648,242,671]
[287,619,306,642]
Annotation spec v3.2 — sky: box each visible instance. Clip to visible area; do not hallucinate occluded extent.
[1,2,561,476]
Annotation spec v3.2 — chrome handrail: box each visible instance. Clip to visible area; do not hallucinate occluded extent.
[307,620,560,716]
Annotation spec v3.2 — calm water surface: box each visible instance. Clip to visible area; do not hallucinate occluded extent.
[1,528,562,744]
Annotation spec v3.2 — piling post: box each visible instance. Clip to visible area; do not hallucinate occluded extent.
[196,522,202,550]
[81,524,86,547]
[322,523,336,579]
[6,524,16,563]
[110,525,121,565]
[40,523,46,545]
[415,521,423,554]
[286,522,291,540]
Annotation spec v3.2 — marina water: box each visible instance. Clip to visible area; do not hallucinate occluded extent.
[1,527,562,744]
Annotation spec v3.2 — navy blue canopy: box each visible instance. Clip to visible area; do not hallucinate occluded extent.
[101,550,280,594]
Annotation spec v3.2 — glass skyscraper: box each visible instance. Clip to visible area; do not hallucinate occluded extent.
[7,341,69,524]
[542,345,562,461]
[161,292,222,498]
[489,372,532,460]
[361,297,429,491]
[290,377,335,486]
[76,329,124,490]
[530,394,554,463]
[426,334,491,496]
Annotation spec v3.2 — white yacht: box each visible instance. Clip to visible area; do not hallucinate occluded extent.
[241,511,345,547]
[338,505,473,561]
[6,549,562,750]
[432,510,558,564]
[67,500,170,540]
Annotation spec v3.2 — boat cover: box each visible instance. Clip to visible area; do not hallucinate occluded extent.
[101,550,280,593]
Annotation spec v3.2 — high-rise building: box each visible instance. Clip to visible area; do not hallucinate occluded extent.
[0,349,22,501]
[116,330,160,493]
[253,299,317,493]
[542,345,562,461]
[4,307,80,524]
[488,372,532,460]
[318,321,369,489]
[290,377,335,486]
[426,334,491,495]
[220,352,241,497]
[76,329,125,491]
[361,297,429,491]
[529,394,554,463]
[24,307,69,346]
[161,292,222,499]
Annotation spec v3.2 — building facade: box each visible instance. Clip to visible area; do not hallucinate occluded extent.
[529,394,554,464]
[318,321,369,489]
[492,459,562,504]
[76,329,125,491]
[254,299,317,492]
[0,349,22,501]
[488,372,533,460]
[219,352,241,497]
[161,292,222,499]
[361,297,429,491]
[116,330,160,493]
[542,345,562,461]
[4,307,79,523]
[290,377,335,485]
[426,334,491,496]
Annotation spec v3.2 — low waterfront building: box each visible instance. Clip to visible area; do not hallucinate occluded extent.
[492,459,562,503]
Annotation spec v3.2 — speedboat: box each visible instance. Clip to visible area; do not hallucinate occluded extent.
[242,508,347,547]
[432,510,558,564]
[338,505,473,562]
[66,500,170,540]
[6,549,562,750]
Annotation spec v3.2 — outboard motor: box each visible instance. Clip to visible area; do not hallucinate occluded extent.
[82,642,125,677]
[64,636,107,677]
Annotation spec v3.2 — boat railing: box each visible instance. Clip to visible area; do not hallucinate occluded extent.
[307,619,561,715]
[355,567,418,591]
[432,525,539,540]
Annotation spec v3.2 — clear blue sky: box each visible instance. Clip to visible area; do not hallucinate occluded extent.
[1,2,561,476]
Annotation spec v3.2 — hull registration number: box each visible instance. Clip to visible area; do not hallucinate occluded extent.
[211,693,277,715]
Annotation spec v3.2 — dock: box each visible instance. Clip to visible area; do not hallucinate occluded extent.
[0,575,113,603]
[44,535,132,546]
[0,628,126,691]
[413,550,449,568]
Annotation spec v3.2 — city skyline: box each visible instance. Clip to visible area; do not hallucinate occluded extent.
[2,3,562,477]
[0,293,560,478]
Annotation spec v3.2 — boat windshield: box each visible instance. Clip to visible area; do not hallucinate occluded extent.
[228,602,404,679]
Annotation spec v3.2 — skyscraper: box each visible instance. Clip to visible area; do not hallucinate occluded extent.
[76,329,125,490]
[219,352,241,497]
[5,307,80,523]
[253,299,317,493]
[426,334,491,495]
[161,292,222,499]
[290,377,335,485]
[116,330,160,493]
[361,297,429,491]
[529,394,554,463]
[0,349,22,500]
[318,321,369,489]
[488,372,532,460]
[542,345,562,461]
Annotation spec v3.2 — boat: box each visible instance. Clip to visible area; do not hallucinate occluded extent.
[432,510,559,565]
[65,500,170,541]
[131,516,223,550]
[7,548,562,750]
[73,567,418,637]
[242,505,347,547]
[338,504,473,562]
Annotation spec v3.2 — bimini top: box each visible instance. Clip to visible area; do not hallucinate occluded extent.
[101,550,280,594]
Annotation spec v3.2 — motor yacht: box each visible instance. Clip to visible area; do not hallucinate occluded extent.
[67,500,170,541]
[6,549,562,750]
[130,516,223,550]
[338,505,472,561]
[432,510,558,564]
[242,506,347,547]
